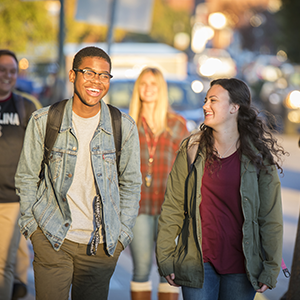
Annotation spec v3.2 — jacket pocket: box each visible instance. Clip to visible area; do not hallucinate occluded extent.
[48,150,63,181]
[103,153,118,183]
[173,216,201,283]
[33,186,58,226]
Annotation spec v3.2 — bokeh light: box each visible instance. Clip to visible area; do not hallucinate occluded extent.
[19,58,29,70]
[191,80,204,93]
[285,90,300,109]
[208,12,227,30]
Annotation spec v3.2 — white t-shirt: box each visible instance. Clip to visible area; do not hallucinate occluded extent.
[66,110,105,244]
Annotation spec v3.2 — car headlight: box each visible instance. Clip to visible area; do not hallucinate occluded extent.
[285,90,300,109]
[287,110,300,123]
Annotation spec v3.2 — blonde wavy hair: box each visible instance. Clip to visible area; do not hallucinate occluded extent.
[129,67,169,135]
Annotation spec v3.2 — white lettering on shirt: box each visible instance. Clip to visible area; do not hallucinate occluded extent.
[0,113,20,125]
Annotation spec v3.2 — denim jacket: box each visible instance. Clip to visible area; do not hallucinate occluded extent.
[15,98,142,256]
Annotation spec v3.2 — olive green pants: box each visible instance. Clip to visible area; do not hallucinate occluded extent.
[31,228,123,300]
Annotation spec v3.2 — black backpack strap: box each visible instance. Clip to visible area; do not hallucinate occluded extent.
[43,100,68,165]
[38,99,68,182]
[107,104,122,175]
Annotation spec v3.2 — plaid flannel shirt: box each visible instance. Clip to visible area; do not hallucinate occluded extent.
[139,112,189,215]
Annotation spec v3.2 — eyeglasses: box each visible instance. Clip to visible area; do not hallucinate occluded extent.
[73,68,113,83]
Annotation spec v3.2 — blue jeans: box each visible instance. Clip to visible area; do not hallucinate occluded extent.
[182,263,256,300]
[129,214,167,283]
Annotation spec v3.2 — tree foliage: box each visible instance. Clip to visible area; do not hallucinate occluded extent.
[0,0,56,52]
[0,0,191,55]
[275,0,300,63]
[66,0,191,47]
[65,0,127,44]
[148,0,191,46]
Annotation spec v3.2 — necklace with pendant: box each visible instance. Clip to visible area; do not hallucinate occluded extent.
[216,138,238,158]
[142,117,159,187]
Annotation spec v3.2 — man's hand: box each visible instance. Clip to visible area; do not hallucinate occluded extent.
[165,273,180,287]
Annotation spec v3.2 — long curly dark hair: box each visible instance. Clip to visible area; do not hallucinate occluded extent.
[196,78,287,173]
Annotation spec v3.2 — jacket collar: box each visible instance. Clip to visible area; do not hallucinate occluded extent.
[59,98,113,136]
[99,99,113,136]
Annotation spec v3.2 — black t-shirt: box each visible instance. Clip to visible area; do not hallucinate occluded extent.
[0,94,36,203]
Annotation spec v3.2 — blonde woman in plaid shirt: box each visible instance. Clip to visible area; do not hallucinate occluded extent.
[129,68,189,300]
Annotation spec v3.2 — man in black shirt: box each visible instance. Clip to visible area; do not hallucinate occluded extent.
[0,49,38,300]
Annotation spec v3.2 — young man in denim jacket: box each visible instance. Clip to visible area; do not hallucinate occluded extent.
[15,46,142,300]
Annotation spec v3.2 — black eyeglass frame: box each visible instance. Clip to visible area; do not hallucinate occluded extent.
[73,68,113,81]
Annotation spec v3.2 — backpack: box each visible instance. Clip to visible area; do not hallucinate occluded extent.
[38,100,122,183]
[186,137,290,278]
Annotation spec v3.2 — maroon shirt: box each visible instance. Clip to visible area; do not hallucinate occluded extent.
[200,151,246,274]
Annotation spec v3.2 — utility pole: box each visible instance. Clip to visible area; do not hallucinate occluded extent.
[106,0,117,55]
[58,0,65,82]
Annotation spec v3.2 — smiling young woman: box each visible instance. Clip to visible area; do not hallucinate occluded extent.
[203,83,240,158]
[128,68,189,300]
[156,78,287,300]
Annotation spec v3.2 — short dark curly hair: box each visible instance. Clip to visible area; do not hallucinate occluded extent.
[72,46,111,71]
[0,49,18,66]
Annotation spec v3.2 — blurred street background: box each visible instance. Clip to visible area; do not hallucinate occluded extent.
[2,0,300,135]
[1,0,300,299]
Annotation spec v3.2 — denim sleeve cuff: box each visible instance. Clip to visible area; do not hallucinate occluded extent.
[20,219,38,240]
[119,229,133,249]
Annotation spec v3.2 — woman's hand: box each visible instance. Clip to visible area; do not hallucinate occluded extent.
[256,282,269,293]
[165,273,180,287]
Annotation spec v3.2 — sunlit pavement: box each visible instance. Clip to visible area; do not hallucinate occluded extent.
[22,134,299,300]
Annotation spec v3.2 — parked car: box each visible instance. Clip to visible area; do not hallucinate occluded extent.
[243,55,300,134]
[104,77,208,132]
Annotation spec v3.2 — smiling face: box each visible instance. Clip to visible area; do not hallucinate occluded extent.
[0,55,18,100]
[203,84,239,130]
[138,71,159,104]
[69,56,111,117]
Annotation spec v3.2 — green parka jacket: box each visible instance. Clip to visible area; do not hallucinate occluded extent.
[156,137,283,290]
